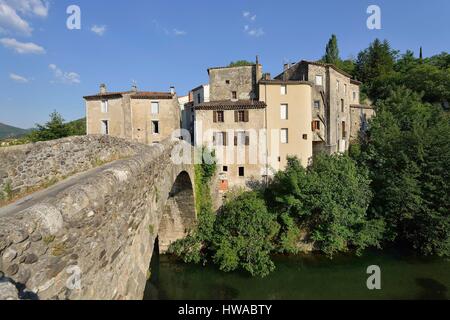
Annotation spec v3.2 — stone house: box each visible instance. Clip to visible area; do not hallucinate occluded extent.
[84,84,180,145]
[275,60,374,155]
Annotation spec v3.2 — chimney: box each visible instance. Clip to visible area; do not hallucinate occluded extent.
[264,73,271,80]
[100,83,107,94]
[283,63,290,71]
[131,84,138,92]
[170,86,175,95]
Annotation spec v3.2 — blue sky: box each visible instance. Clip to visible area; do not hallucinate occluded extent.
[0,0,449,128]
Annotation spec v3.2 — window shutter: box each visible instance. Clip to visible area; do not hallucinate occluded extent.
[234,135,238,146]
[213,111,217,123]
[223,132,227,146]
[234,111,238,122]
[244,110,249,122]
[245,134,250,146]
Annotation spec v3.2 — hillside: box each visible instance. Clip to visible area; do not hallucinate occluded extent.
[0,123,30,139]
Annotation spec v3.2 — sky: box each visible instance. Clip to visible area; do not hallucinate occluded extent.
[0,0,449,129]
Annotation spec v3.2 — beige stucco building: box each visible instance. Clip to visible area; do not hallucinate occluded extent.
[84,84,180,145]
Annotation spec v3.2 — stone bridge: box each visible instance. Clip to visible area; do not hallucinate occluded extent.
[0,135,197,300]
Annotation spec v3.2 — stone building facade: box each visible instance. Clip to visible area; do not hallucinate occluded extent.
[275,60,374,155]
[84,84,180,145]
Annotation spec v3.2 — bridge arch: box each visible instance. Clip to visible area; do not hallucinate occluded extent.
[0,136,197,300]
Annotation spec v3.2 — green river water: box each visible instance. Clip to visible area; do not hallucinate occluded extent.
[144,249,449,300]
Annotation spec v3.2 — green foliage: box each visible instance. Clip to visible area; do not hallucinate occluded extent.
[267,156,383,258]
[168,147,217,264]
[323,34,340,65]
[28,111,70,142]
[228,60,254,67]
[355,87,450,257]
[27,112,86,143]
[212,192,279,278]
[3,180,13,201]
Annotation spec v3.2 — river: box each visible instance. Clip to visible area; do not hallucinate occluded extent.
[144,249,449,300]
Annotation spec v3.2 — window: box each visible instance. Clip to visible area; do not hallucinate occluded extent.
[315,75,323,86]
[280,104,288,120]
[235,110,248,122]
[226,80,230,84]
[235,131,249,146]
[214,111,224,123]
[232,91,237,100]
[197,94,201,104]
[336,80,340,92]
[342,121,346,139]
[353,91,357,102]
[151,102,159,115]
[312,121,321,131]
[101,100,108,113]
[341,99,345,112]
[223,166,228,172]
[280,85,287,95]
[281,128,288,144]
[238,167,245,177]
[213,132,227,146]
[101,120,109,135]
[344,84,347,95]
[152,121,160,134]
[314,100,321,109]
[303,134,308,140]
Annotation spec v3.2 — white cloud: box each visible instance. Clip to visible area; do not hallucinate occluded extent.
[244,26,264,37]
[173,28,186,36]
[9,72,29,82]
[4,0,49,17]
[0,37,44,53]
[49,64,80,84]
[243,11,250,18]
[0,2,32,35]
[91,25,106,36]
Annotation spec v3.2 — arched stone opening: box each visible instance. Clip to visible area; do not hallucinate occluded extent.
[158,171,196,253]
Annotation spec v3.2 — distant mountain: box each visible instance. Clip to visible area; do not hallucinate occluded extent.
[0,123,30,139]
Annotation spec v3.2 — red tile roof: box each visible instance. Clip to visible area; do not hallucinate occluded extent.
[195,100,266,110]
[83,91,174,100]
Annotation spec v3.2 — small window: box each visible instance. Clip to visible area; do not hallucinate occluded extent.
[232,91,237,99]
[315,75,323,86]
[344,84,347,95]
[101,120,109,135]
[213,132,227,146]
[238,167,245,177]
[101,100,108,113]
[314,100,321,109]
[303,134,308,140]
[312,121,321,131]
[281,128,288,144]
[353,91,357,101]
[336,80,340,92]
[215,111,224,123]
[151,102,159,115]
[197,93,201,104]
[280,104,288,120]
[280,85,287,95]
[341,99,345,112]
[236,110,247,122]
[226,80,230,84]
[342,121,346,139]
[152,121,160,134]
[223,166,228,172]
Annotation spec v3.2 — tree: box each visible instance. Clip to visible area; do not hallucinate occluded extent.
[28,111,70,142]
[228,60,254,67]
[323,34,340,65]
[357,87,450,256]
[267,156,383,258]
[212,192,279,277]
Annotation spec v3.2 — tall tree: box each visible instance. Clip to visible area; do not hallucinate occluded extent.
[323,34,340,65]
[28,111,70,142]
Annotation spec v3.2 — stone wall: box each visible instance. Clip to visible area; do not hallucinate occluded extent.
[0,137,196,300]
[0,135,148,196]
